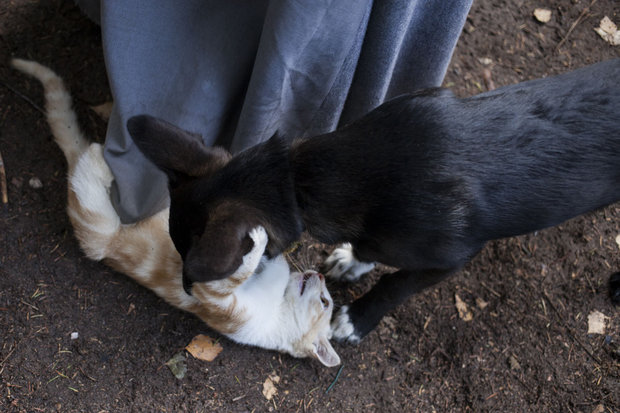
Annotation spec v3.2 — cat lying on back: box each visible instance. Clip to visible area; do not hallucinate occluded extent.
[12,58,339,367]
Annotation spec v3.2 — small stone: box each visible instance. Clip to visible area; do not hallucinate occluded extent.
[70,332,79,340]
[29,177,43,189]
[11,177,23,188]
[533,8,552,23]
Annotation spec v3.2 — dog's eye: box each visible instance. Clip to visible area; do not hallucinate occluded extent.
[320,294,329,309]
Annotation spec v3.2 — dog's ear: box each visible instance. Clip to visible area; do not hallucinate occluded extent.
[126,115,230,187]
[183,215,257,283]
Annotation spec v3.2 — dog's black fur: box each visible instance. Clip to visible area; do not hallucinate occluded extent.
[128,58,620,342]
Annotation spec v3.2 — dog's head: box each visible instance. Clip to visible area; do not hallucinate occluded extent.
[127,115,302,292]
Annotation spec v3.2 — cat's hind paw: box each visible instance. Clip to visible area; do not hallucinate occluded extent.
[323,243,375,282]
[330,306,361,344]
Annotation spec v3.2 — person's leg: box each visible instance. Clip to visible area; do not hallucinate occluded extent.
[100,0,373,222]
[97,0,471,224]
[339,0,473,125]
[100,0,270,223]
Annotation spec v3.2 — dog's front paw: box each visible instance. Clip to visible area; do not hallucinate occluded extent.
[324,243,375,282]
[330,306,361,344]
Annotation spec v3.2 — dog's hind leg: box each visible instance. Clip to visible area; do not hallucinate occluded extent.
[323,243,376,282]
[331,267,455,343]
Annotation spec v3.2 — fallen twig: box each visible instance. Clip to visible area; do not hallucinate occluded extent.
[0,343,16,367]
[325,364,344,394]
[542,291,601,365]
[482,68,495,91]
[0,80,46,115]
[556,0,597,51]
[0,149,7,206]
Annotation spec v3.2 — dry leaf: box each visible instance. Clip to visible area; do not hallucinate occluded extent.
[165,352,187,379]
[185,334,223,362]
[455,294,473,321]
[533,8,551,23]
[475,297,489,310]
[599,16,617,33]
[90,101,114,121]
[587,311,607,335]
[262,372,280,400]
[126,303,135,315]
[594,16,620,46]
[508,355,521,371]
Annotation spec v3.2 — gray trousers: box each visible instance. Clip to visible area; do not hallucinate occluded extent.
[76,0,472,223]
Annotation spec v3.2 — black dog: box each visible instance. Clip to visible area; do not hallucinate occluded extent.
[127,58,620,343]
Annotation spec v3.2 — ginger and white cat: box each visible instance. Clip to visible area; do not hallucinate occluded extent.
[12,58,340,367]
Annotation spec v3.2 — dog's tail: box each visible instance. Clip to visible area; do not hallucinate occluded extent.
[11,58,90,171]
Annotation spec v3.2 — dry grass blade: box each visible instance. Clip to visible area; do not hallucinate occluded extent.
[556,0,597,51]
[0,149,7,205]
[0,80,45,115]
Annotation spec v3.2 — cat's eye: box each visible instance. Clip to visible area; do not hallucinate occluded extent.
[320,294,329,309]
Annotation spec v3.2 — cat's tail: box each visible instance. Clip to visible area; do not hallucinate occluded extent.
[12,58,119,260]
[11,58,89,171]
[11,58,196,311]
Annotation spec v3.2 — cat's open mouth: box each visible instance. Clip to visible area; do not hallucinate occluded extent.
[300,272,324,296]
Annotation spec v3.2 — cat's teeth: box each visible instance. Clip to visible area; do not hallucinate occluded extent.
[300,272,314,296]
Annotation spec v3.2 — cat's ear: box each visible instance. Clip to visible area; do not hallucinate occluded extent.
[184,215,259,284]
[126,115,230,187]
[310,335,341,367]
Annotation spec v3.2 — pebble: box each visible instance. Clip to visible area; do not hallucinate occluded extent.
[29,177,43,189]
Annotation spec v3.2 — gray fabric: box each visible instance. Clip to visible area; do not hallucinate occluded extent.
[82,0,471,223]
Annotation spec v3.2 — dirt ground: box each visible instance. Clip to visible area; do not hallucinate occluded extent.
[1,0,619,412]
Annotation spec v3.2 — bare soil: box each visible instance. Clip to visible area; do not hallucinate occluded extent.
[1,1,619,412]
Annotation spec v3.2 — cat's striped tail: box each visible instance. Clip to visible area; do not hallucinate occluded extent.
[12,58,195,311]
[11,58,89,171]
[12,58,119,260]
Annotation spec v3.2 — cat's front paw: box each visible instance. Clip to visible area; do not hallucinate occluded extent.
[323,243,375,282]
[248,226,268,252]
[330,306,361,344]
[242,226,268,269]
